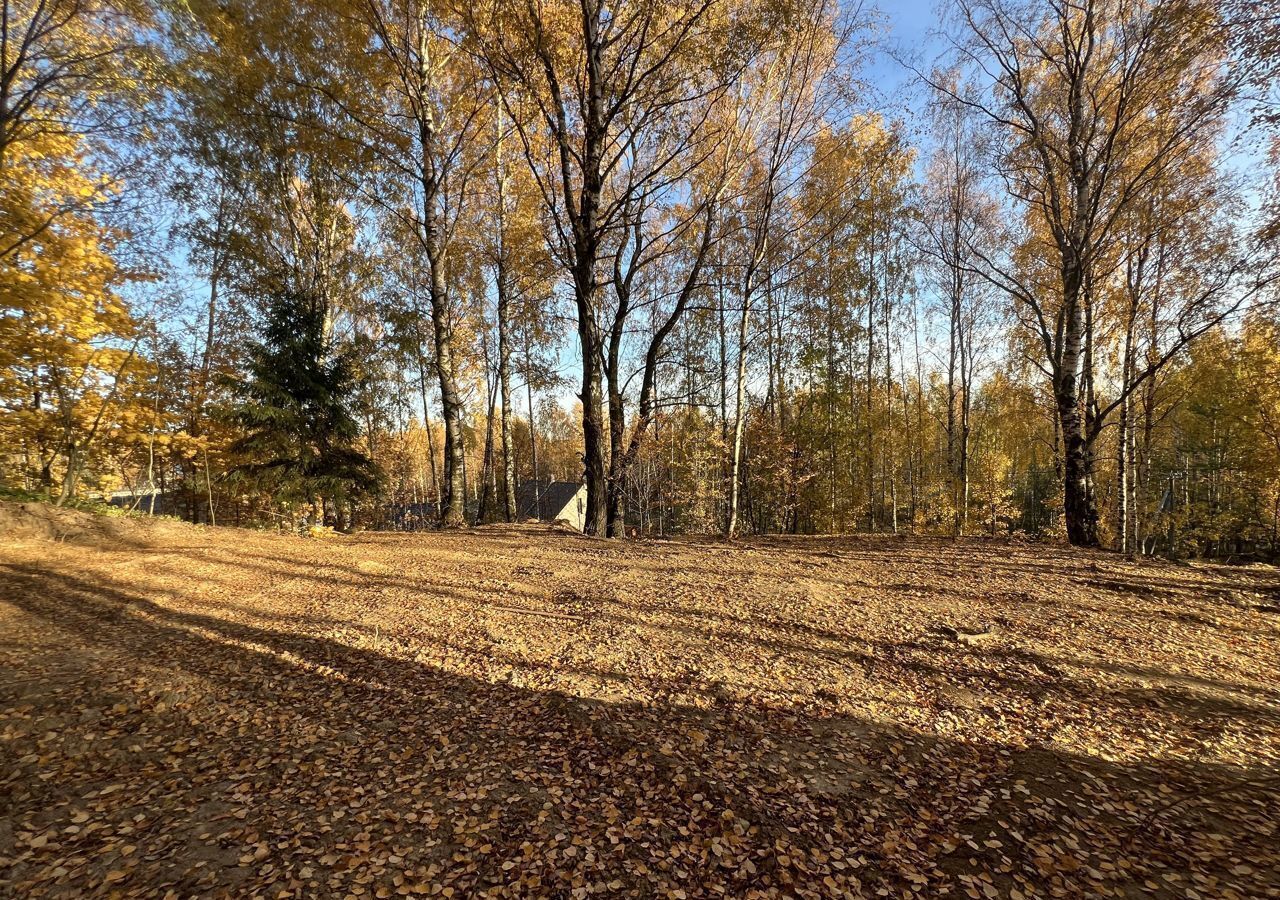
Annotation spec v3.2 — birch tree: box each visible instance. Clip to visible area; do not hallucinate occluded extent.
[938,0,1259,546]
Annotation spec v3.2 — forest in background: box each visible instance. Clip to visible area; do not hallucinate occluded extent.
[2,0,1279,554]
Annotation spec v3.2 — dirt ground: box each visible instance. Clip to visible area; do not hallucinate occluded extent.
[2,503,1278,898]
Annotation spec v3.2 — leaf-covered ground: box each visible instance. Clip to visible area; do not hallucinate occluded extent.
[2,505,1279,898]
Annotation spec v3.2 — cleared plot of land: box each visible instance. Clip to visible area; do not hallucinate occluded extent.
[1,507,1278,898]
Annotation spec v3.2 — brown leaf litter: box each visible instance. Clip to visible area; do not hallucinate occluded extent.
[1,504,1278,898]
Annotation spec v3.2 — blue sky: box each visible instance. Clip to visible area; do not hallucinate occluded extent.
[866,0,943,105]
[150,0,962,420]
[533,2,953,410]
[158,0,1272,418]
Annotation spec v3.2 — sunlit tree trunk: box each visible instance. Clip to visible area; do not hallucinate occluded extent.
[494,107,517,522]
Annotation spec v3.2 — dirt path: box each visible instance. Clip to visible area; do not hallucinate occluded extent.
[2,509,1278,898]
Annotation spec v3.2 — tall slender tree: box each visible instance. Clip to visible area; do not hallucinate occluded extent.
[938,0,1255,546]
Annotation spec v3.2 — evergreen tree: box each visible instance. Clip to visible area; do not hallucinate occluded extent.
[228,290,379,519]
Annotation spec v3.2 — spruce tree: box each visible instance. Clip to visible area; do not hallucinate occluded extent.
[229,290,379,520]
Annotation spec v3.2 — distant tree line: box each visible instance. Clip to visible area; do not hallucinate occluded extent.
[1,0,1278,555]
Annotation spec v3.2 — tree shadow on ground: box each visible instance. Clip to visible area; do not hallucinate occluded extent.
[1,559,1277,898]
[81,541,1280,734]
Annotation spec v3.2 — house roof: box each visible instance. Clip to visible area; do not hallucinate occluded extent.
[515,481,583,521]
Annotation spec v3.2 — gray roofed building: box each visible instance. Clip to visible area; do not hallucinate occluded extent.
[95,488,177,517]
[515,480,587,531]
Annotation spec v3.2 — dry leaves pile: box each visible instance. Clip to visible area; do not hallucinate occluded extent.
[1,507,1278,898]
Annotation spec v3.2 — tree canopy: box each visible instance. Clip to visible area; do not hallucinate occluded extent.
[0,0,1277,554]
